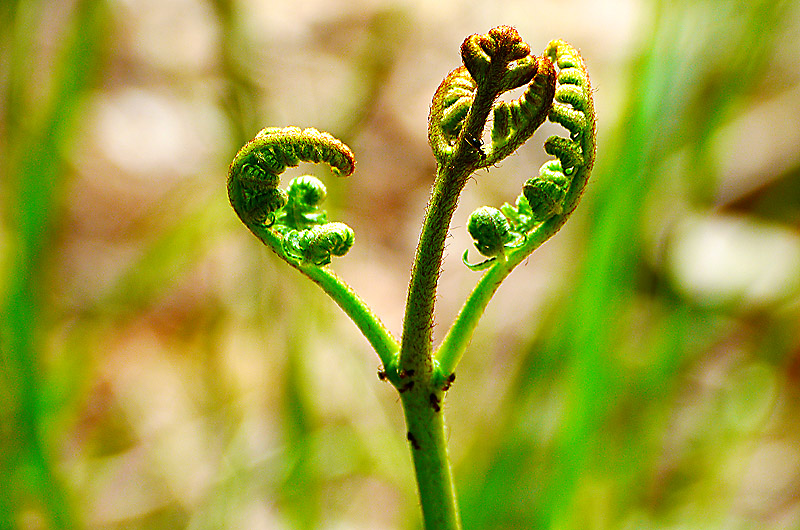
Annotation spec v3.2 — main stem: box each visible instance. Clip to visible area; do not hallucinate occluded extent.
[397,63,504,530]
[398,162,468,373]
[401,388,461,530]
[397,162,467,529]
[399,76,496,373]
[397,144,483,530]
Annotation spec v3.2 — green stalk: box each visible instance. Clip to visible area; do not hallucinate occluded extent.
[398,28,518,375]
[394,60,501,530]
[396,27,569,529]
[398,160,472,374]
[396,160,470,530]
[248,225,399,368]
[401,389,461,530]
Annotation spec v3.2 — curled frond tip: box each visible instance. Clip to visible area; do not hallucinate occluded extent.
[428,26,557,169]
[227,126,357,266]
[228,126,355,230]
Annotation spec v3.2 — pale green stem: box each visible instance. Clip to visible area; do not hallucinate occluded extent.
[435,212,568,376]
[248,225,399,367]
[401,389,461,530]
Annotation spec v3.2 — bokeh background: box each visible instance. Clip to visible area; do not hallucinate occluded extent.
[3,0,800,528]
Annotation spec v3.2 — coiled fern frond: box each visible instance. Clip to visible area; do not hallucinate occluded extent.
[428,26,557,169]
[226,28,597,530]
[463,38,596,268]
[228,126,357,266]
[538,39,596,214]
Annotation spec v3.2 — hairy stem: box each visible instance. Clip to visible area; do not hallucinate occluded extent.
[393,103,478,530]
[398,162,466,374]
[398,67,496,375]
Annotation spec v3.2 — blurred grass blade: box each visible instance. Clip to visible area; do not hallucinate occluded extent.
[533,0,793,527]
[456,1,794,528]
[0,0,109,527]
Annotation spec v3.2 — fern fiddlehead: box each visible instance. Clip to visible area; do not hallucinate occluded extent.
[459,39,596,271]
[540,38,596,217]
[227,28,595,530]
[462,206,524,271]
[279,174,329,229]
[438,37,596,383]
[283,222,355,266]
[227,125,397,369]
[428,26,556,170]
[406,27,559,372]
[228,126,356,264]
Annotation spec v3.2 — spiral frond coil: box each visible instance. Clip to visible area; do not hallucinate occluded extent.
[283,223,355,266]
[462,206,524,271]
[277,175,329,230]
[428,67,477,161]
[460,38,596,271]
[460,26,536,89]
[522,160,570,222]
[487,56,556,165]
[428,26,556,169]
[228,126,357,266]
[532,39,596,220]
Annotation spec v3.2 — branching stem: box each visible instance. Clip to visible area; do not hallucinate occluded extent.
[247,225,398,368]
[227,27,594,530]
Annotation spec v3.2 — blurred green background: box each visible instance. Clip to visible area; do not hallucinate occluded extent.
[2,0,800,528]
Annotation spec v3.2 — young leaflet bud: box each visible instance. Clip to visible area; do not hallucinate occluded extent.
[467,206,515,258]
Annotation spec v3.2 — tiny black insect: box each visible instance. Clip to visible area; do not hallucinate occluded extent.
[429,393,440,412]
[442,372,456,391]
[407,431,421,450]
[399,380,415,393]
[377,369,388,381]
[465,135,486,160]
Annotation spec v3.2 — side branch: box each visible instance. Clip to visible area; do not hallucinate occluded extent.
[440,39,596,377]
[400,26,547,376]
[248,226,398,367]
[228,127,397,366]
